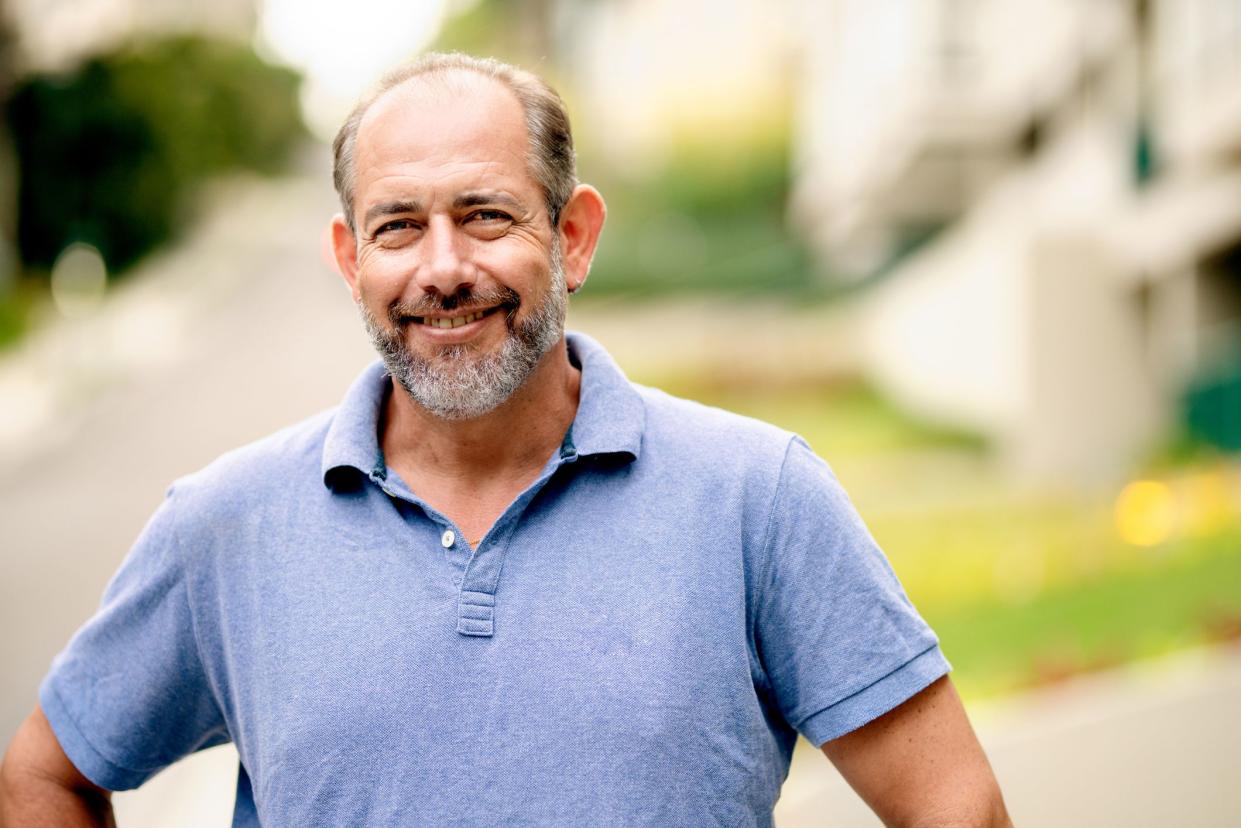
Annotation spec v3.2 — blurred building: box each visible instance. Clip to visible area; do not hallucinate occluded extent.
[793,0,1241,483]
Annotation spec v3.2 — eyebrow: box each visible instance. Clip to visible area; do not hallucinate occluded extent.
[453,191,524,211]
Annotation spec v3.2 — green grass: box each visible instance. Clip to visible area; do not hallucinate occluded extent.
[924,528,1241,699]
[869,499,1113,609]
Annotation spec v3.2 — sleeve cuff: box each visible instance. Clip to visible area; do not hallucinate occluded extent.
[799,645,952,747]
[39,677,155,791]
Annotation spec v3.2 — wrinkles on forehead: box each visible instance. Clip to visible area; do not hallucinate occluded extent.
[350,72,538,227]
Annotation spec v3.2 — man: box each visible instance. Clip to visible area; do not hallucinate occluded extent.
[0,54,1010,826]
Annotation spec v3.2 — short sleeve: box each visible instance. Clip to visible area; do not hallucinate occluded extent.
[39,489,229,790]
[754,437,951,747]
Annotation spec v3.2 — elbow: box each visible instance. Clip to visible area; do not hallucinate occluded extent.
[902,785,1012,828]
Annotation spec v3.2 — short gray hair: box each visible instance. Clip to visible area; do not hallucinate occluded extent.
[332,53,578,234]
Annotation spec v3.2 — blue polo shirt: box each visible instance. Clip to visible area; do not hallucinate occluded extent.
[41,332,949,826]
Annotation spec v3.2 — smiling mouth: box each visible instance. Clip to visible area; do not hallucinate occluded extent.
[410,305,505,329]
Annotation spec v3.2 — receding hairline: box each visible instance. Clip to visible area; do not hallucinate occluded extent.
[363,66,523,129]
[333,54,578,234]
[353,69,529,160]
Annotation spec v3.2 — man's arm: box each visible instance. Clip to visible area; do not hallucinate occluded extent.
[0,705,115,828]
[821,676,1011,828]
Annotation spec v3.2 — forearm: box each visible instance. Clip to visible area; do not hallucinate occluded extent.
[881,743,1012,828]
[0,765,115,828]
[0,707,115,828]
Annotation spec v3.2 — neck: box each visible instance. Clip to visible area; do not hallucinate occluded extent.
[380,338,580,482]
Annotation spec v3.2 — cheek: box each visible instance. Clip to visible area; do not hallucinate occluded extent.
[355,250,415,298]
[473,245,551,287]
[355,243,404,272]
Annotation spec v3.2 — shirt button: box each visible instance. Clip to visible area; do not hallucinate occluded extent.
[441,530,455,548]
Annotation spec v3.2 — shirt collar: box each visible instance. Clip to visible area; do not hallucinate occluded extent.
[564,331,645,461]
[320,331,644,490]
[321,360,389,490]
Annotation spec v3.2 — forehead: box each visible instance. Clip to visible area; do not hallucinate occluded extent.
[353,73,534,201]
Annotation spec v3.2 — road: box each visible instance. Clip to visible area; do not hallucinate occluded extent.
[777,645,1241,826]
[0,158,376,747]
[2,163,1238,826]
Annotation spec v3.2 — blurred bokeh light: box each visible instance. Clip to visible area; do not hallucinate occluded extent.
[49,242,106,319]
[1115,479,1177,547]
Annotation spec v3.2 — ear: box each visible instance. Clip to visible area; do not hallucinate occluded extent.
[556,184,606,293]
[329,213,362,301]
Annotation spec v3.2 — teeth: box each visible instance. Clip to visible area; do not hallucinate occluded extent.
[423,310,485,328]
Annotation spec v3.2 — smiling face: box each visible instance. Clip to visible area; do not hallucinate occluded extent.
[334,72,568,419]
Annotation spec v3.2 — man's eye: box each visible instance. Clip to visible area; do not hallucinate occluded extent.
[376,219,418,235]
[467,210,512,223]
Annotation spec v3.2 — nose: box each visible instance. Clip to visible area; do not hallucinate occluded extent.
[415,215,477,296]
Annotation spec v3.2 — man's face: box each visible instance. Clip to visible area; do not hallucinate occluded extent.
[345,73,567,419]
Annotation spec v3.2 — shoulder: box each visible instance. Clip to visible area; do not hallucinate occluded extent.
[164,407,337,518]
[630,384,811,513]
[141,407,343,578]
[633,383,853,519]
[635,383,798,463]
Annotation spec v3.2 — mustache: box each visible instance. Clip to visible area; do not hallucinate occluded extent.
[388,286,521,326]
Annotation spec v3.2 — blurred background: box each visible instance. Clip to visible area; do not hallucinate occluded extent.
[1,0,1238,825]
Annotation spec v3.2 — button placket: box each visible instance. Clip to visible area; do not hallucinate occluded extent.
[435,523,470,586]
[453,452,575,638]
[370,470,474,587]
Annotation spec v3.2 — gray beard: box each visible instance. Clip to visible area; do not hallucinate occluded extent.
[359,244,567,420]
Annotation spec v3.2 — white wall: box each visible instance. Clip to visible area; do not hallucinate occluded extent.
[859,116,1170,481]
[791,0,1128,268]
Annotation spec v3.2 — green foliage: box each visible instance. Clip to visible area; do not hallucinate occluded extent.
[652,374,987,457]
[647,141,792,217]
[0,280,35,348]
[6,36,305,277]
[1184,350,1241,453]
[588,209,817,298]
[430,0,564,73]
[584,140,820,298]
[1145,424,1225,471]
[432,0,517,58]
[108,37,305,180]
[9,61,173,275]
